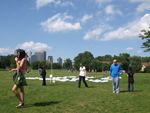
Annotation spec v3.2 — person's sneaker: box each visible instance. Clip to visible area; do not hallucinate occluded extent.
[113,92,115,93]
[116,92,119,94]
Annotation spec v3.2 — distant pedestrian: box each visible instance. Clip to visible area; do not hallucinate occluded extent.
[78,63,88,89]
[41,65,46,86]
[109,59,123,93]
[127,67,134,92]
[89,69,91,73]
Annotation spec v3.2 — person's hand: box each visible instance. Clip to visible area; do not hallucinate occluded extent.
[15,57,18,62]
[78,75,79,77]
[9,69,13,72]
[85,76,86,78]
[109,76,111,79]
[119,73,122,76]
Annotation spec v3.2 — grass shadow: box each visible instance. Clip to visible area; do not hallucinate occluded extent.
[88,86,96,88]
[34,101,62,106]
[22,101,62,108]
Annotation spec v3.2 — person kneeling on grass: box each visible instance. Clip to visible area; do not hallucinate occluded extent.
[78,63,88,89]
[127,67,134,92]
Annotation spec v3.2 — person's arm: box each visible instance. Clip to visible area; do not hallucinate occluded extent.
[78,68,80,77]
[119,66,123,75]
[84,69,86,78]
[133,74,135,77]
[109,66,112,79]
[9,68,17,72]
[127,73,129,77]
[15,57,26,70]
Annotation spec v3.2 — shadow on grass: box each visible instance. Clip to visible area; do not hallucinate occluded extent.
[34,101,62,106]
[88,86,96,88]
[22,101,61,108]
[120,90,142,93]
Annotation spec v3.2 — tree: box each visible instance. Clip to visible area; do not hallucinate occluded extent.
[31,61,41,69]
[10,56,17,68]
[144,66,150,73]
[89,59,103,72]
[129,56,142,73]
[74,51,94,70]
[95,56,103,61]
[119,53,130,71]
[141,56,150,63]
[102,55,112,61]
[139,25,150,52]
[1,55,12,67]
[63,58,72,69]
[52,63,61,69]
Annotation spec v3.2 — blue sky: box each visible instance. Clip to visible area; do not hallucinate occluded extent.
[0,0,150,62]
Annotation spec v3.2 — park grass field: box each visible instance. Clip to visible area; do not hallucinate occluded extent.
[0,69,150,113]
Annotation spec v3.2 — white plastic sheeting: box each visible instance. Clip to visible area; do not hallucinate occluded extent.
[26,76,122,83]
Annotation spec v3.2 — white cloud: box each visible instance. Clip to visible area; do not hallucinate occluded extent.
[80,14,93,23]
[129,0,150,13]
[83,25,112,40]
[126,47,134,50]
[105,5,122,16]
[40,13,82,32]
[36,0,54,9]
[137,50,142,53]
[36,0,74,9]
[136,2,150,13]
[99,14,150,41]
[16,41,52,52]
[95,0,112,7]
[0,48,13,54]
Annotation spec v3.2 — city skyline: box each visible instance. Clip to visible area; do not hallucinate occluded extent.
[0,0,150,62]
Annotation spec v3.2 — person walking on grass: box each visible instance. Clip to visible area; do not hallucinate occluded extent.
[109,59,123,94]
[78,63,88,89]
[127,67,134,92]
[9,49,27,108]
[41,65,47,86]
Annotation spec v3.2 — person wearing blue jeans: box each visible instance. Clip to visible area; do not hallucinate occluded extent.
[78,63,88,89]
[109,60,123,93]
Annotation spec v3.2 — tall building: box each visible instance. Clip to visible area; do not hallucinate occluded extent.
[29,55,37,64]
[27,51,32,57]
[47,56,53,63]
[57,57,62,66]
[34,50,46,61]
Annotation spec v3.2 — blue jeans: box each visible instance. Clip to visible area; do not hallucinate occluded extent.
[112,76,119,93]
[78,76,88,88]
[128,84,134,92]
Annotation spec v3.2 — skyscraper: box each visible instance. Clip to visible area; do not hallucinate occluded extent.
[57,57,62,66]
[29,55,37,64]
[34,50,46,61]
[47,56,53,63]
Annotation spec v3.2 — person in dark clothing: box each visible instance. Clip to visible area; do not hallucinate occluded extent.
[41,65,46,85]
[127,67,134,92]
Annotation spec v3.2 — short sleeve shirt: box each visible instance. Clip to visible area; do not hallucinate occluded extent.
[79,66,86,76]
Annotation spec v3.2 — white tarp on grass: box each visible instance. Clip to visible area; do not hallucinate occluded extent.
[26,76,122,83]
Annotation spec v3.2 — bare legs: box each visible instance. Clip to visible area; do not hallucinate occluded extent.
[12,84,24,107]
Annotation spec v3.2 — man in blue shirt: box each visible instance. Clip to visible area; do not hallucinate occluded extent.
[109,59,123,93]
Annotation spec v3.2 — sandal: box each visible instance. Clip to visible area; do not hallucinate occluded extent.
[16,102,24,108]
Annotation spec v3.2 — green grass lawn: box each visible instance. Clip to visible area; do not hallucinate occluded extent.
[0,69,150,113]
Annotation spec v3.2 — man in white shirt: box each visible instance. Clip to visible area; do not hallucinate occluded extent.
[78,63,88,89]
